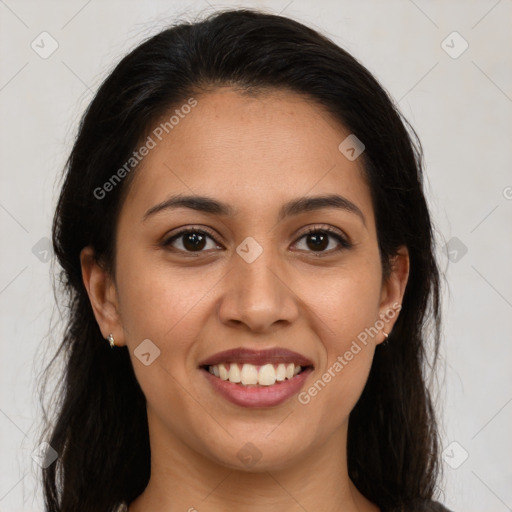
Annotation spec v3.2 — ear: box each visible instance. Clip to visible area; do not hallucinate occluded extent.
[376,245,409,344]
[80,246,125,346]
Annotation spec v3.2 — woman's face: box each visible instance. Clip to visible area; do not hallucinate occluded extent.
[84,87,408,472]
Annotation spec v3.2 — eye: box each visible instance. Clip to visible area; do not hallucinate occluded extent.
[161,225,352,256]
[162,227,222,253]
[293,226,352,255]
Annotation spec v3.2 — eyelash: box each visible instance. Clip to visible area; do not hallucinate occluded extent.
[161,224,352,256]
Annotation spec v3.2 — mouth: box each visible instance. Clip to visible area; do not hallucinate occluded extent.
[200,362,313,386]
[198,347,314,385]
[198,347,314,407]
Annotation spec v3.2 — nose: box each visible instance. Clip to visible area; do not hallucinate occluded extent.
[217,241,300,333]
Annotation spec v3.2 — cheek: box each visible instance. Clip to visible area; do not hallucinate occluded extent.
[303,263,382,340]
[114,253,213,422]
[298,289,378,429]
[299,344,374,437]
[295,264,381,415]
[115,251,211,342]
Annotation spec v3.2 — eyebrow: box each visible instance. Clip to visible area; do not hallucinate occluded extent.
[143,193,366,226]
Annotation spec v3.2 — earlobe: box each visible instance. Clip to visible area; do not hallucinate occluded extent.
[80,247,124,345]
[378,246,410,343]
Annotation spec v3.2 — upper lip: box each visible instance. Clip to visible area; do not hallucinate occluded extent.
[198,347,314,368]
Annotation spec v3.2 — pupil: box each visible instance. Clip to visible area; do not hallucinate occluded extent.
[184,232,206,251]
[181,232,329,252]
[307,232,328,251]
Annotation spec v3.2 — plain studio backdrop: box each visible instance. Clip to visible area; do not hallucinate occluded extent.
[0,1,511,511]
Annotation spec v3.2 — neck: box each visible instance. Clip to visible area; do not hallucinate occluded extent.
[129,409,379,512]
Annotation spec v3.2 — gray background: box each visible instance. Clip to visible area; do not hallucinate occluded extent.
[1,1,511,510]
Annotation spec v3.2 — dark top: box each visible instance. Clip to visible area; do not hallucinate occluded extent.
[383,501,453,512]
[115,499,453,511]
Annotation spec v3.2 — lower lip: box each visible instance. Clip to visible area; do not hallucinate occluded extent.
[201,367,313,408]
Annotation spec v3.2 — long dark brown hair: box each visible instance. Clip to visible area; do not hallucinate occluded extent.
[37,8,444,512]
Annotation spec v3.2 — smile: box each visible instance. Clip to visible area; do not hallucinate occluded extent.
[198,347,314,407]
[205,362,304,386]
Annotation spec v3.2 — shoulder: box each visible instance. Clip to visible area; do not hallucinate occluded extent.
[409,500,453,512]
[416,502,452,512]
[386,500,453,512]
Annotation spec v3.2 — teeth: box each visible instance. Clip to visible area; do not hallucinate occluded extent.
[228,363,241,383]
[240,363,258,385]
[258,364,276,386]
[219,364,229,381]
[276,363,286,381]
[207,362,304,386]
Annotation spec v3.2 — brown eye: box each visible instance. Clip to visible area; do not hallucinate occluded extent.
[305,232,329,251]
[163,229,222,253]
[181,232,207,251]
[293,227,352,254]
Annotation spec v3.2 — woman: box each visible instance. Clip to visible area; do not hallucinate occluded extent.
[38,8,451,512]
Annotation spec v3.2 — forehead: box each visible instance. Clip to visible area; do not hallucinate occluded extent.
[121,87,374,225]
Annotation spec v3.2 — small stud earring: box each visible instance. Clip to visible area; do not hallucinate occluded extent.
[382,331,389,345]
[107,333,115,348]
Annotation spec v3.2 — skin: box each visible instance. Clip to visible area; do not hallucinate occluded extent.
[81,87,409,512]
